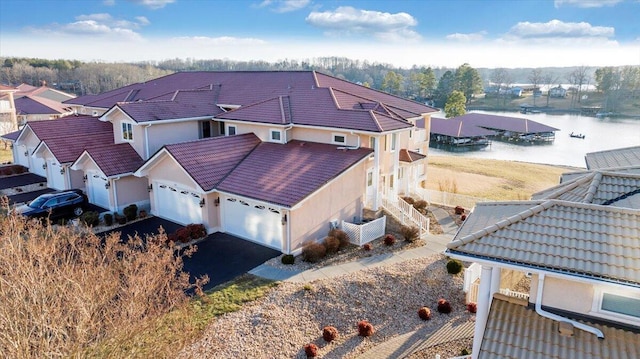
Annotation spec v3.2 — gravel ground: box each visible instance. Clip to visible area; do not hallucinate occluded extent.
[178,254,473,359]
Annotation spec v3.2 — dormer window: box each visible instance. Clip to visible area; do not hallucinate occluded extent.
[270,129,283,143]
[227,125,237,136]
[332,133,346,145]
[122,122,133,141]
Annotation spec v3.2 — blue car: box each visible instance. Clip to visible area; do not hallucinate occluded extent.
[14,189,88,221]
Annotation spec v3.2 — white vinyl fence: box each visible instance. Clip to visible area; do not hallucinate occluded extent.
[342,215,386,245]
[381,196,429,237]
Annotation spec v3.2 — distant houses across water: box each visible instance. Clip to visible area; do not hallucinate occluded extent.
[430,113,559,151]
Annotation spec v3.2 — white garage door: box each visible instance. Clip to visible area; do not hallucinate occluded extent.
[155,183,202,225]
[88,172,110,210]
[29,147,46,177]
[16,144,29,168]
[47,159,65,190]
[223,197,283,250]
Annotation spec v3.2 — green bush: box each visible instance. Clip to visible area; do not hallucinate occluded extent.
[123,204,138,221]
[281,254,295,265]
[400,225,420,242]
[446,259,463,274]
[79,211,99,226]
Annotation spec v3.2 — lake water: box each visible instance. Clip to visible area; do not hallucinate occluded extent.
[429,111,640,168]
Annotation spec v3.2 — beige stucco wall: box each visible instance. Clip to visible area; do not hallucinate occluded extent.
[289,161,366,253]
[145,154,200,212]
[114,175,150,212]
[146,121,200,158]
[74,157,114,210]
[529,274,595,314]
[203,193,221,231]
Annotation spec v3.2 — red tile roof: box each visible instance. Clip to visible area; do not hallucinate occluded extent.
[217,140,373,207]
[1,130,21,141]
[453,113,559,133]
[81,143,144,177]
[163,133,261,191]
[40,131,114,163]
[68,71,436,132]
[399,149,426,163]
[431,117,495,137]
[22,115,112,141]
[116,89,221,122]
[0,84,18,91]
[15,96,71,115]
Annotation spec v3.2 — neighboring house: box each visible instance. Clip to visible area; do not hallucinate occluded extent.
[549,85,567,98]
[58,71,438,253]
[0,84,18,135]
[584,145,640,170]
[446,199,640,358]
[13,84,76,125]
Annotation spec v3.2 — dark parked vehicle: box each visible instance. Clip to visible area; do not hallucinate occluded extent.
[13,189,88,221]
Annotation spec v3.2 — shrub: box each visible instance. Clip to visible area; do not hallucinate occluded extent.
[303,343,319,358]
[417,307,432,320]
[402,196,415,205]
[383,234,396,246]
[281,254,295,265]
[362,243,373,251]
[301,241,327,263]
[185,223,206,239]
[461,349,471,356]
[324,236,340,254]
[328,228,350,249]
[413,200,428,211]
[460,214,467,221]
[79,211,99,226]
[303,284,313,291]
[437,299,452,314]
[103,213,113,226]
[467,302,477,314]
[167,232,178,243]
[322,326,339,343]
[400,225,420,242]
[357,320,375,337]
[114,213,127,225]
[123,204,138,221]
[175,228,191,243]
[455,206,465,215]
[446,259,463,274]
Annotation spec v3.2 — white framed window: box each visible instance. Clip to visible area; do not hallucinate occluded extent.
[593,287,640,325]
[398,167,404,179]
[270,129,283,143]
[121,122,133,141]
[389,174,394,189]
[227,125,237,136]
[391,133,398,151]
[367,172,373,186]
[332,133,346,145]
[369,136,376,149]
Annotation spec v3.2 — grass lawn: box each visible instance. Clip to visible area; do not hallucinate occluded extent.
[0,147,13,164]
[83,275,277,358]
[424,155,578,201]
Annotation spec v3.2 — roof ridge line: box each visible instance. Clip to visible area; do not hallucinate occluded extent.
[584,171,603,203]
[447,200,553,250]
[369,110,384,132]
[212,135,262,189]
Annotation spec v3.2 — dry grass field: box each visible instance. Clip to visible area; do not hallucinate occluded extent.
[423,155,580,201]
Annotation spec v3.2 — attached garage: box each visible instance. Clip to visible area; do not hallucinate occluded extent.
[87,171,110,210]
[154,182,203,225]
[222,196,283,251]
[46,159,66,190]
[15,144,29,168]
[29,147,46,177]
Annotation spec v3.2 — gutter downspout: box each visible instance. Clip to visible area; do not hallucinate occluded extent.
[144,124,152,159]
[350,131,361,149]
[284,125,293,143]
[535,273,604,339]
[112,177,121,213]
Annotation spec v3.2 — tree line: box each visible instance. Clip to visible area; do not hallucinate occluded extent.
[1,56,637,113]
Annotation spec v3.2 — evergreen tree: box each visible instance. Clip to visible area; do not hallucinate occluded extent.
[444,90,467,118]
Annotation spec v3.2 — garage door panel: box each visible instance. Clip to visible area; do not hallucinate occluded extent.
[88,173,110,209]
[155,183,202,225]
[223,197,283,250]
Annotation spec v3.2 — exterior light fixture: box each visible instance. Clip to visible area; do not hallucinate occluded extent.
[24,150,29,157]
[147,184,153,192]
[199,198,206,208]
[281,214,287,225]
[59,167,65,175]
[83,174,88,182]
[214,197,220,207]
[42,163,47,170]
[105,182,110,189]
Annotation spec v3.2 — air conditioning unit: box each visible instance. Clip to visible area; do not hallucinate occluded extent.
[329,220,339,230]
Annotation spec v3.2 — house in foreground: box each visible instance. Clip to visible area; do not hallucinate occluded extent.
[447,146,640,358]
[6,71,438,253]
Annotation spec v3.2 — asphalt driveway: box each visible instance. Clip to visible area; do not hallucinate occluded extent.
[0,173,46,190]
[102,217,281,291]
[7,188,54,205]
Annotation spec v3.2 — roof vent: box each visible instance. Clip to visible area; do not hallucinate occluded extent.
[558,321,574,337]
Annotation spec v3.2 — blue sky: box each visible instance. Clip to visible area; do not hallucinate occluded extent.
[1,0,638,68]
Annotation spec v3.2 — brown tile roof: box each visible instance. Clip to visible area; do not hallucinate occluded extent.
[430,117,495,137]
[217,140,373,207]
[399,149,426,163]
[39,132,114,163]
[81,143,144,177]
[452,112,559,133]
[116,88,221,123]
[20,115,112,141]
[446,200,640,287]
[585,146,640,170]
[1,130,21,142]
[532,170,640,209]
[15,95,71,115]
[163,133,261,191]
[0,84,18,91]
[479,295,640,359]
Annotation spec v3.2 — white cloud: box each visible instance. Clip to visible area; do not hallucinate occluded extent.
[507,19,614,39]
[257,0,310,13]
[28,13,150,41]
[127,0,175,9]
[446,31,487,42]
[306,6,420,41]
[554,0,622,8]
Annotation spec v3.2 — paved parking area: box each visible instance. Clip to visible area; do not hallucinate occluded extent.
[102,217,281,291]
[7,188,54,205]
[0,173,46,190]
